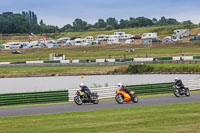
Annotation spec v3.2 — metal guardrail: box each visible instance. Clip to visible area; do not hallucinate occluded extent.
[68,86,117,101]
[0,90,69,106]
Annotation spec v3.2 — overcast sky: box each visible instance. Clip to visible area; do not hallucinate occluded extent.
[0,0,200,27]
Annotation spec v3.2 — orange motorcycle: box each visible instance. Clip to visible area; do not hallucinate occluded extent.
[115,88,138,104]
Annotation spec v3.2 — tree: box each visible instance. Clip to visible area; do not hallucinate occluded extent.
[182,20,193,25]
[73,19,88,31]
[119,19,129,29]
[106,17,118,29]
[94,19,107,29]
[152,18,158,25]
[60,24,73,32]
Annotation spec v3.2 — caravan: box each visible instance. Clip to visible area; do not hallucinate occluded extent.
[142,33,157,39]
[96,34,108,41]
[107,38,120,45]
[7,42,23,49]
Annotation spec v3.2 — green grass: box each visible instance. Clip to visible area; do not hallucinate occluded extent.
[0,102,200,133]
[0,63,200,77]
[0,65,126,77]
[1,43,200,62]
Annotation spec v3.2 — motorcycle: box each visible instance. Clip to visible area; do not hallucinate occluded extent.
[74,91,99,105]
[173,85,190,97]
[115,88,138,104]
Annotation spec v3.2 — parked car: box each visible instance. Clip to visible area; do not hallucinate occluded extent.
[12,50,22,54]
[190,36,200,41]
[163,36,173,43]
[130,35,141,39]
[125,39,134,44]
[152,38,162,43]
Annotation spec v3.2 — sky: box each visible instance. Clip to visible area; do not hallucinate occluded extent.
[0,0,200,27]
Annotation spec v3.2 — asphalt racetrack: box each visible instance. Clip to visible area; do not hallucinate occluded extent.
[0,93,199,117]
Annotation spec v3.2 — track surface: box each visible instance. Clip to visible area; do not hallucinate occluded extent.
[0,93,200,117]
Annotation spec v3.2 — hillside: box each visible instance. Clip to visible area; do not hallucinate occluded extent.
[46,24,200,39]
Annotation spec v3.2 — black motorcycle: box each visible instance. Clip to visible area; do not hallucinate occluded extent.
[173,85,190,97]
[74,91,99,105]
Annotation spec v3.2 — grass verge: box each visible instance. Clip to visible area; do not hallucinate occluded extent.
[0,102,200,133]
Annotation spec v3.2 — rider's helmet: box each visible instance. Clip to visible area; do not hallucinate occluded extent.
[80,83,84,88]
[175,77,179,82]
[117,83,123,88]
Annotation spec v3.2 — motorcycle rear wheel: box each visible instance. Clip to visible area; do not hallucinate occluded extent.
[92,99,99,104]
[131,95,139,103]
[185,88,190,97]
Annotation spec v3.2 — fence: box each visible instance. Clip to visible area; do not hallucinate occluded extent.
[0,90,69,106]
[1,56,200,65]
[126,82,174,95]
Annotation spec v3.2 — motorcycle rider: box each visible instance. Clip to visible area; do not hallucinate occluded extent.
[118,83,131,95]
[175,77,184,90]
[80,83,92,100]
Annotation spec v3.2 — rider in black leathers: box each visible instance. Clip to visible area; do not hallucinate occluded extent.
[175,77,184,90]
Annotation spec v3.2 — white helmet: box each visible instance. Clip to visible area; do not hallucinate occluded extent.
[80,83,84,87]
[117,83,123,88]
[175,77,178,81]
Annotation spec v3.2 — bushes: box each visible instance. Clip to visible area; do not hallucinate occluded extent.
[126,64,154,74]
[117,64,200,74]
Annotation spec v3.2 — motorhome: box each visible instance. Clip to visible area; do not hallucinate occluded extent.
[142,33,157,39]
[107,38,120,45]
[173,29,189,37]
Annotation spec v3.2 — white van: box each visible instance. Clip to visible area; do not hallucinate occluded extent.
[74,38,83,46]
[107,38,120,45]
[142,33,157,39]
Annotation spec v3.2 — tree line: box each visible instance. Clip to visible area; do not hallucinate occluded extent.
[0,11,194,34]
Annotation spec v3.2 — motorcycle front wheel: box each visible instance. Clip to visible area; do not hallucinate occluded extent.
[174,89,180,97]
[74,96,83,105]
[115,94,124,104]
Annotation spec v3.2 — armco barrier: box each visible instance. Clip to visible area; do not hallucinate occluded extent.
[68,86,117,101]
[0,90,69,106]
[126,82,175,95]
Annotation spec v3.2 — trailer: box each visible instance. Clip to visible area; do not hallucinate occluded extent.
[142,33,157,39]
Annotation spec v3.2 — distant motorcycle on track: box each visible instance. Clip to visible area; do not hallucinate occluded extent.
[74,91,99,105]
[173,85,190,97]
